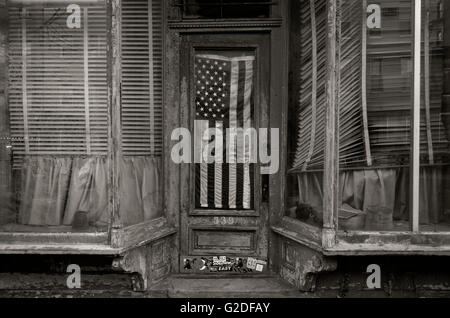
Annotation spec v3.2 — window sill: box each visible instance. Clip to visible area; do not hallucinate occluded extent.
[0,218,177,255]
[0,231,108,245]
[325,231,450,256]
[271,217,322,252]
[271,218,450,256]
[0,243,120,255]
[111,217,177,251]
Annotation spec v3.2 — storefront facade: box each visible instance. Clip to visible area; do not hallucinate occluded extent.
[1,0,450,297]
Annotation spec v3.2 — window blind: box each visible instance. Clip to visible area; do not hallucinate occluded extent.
[292,0,327,171]
[8,5,108,169]
[121,0,163,156]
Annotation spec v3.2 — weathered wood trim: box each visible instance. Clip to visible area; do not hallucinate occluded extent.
[0,244,120,255]
[273,217,322,248]
[162,1,181,274]
[324,231,450,255]
[167,19,283,30]
[0,232,108,245]
[325,243,450,256]
[272,227,323,253]
[268,0,290,273]
[110,217,177,251]
[278,238,336,292]
[8,0,106,6]
[109,0,122,235]
[322,0,339,248]
[411,0,421,232]
[0,222,175,255]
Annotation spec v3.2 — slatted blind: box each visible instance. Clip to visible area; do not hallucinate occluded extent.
[338,0,368,167]
[366,0,448,163]
[292,0,327,171]
[8,5,108,169]
[121,0,163,156]
[292,0,449,171]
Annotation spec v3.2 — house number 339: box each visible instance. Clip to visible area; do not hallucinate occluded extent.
[213,217,235,226]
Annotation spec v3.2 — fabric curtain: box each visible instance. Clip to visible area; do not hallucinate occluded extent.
[0,151,15,226]
[17,156,162,227]
[119,157,163,226]
[297,167,447,225]
[19,157,72,226]
[63,157,109,227]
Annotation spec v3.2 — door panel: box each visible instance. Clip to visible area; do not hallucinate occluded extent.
[179,33,270,274]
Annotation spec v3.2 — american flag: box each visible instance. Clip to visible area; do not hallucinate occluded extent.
[194,54,255,210]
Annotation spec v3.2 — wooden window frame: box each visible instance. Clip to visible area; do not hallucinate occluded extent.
[0,0,175,255]
[276,0,450,256]
[169,0,279,20]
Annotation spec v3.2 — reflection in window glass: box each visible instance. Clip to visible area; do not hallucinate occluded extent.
[286,0,327,228]
[420,0,450,232]
[0,3,109,232]
[338,0,413,232]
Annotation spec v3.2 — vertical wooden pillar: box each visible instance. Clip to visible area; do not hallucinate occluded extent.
[322,0,339,248]
[109,0,123,246]
[410,0,421,233]
[269,0,289,272]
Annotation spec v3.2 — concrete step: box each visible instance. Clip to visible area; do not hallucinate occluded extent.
[150,276,303,298]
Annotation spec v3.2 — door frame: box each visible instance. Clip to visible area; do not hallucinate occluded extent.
[178,32,270,274]
[164,7,289,275]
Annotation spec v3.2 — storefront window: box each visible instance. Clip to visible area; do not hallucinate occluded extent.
[0,0,164,232]
[0,1,109,233]
[419,0,450,231]
[286,0,327,229]
[119,0,163,226]
[336,0,450,233]
[338,0,413,232]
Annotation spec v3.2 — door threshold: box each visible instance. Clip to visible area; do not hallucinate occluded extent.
[149,275,302,298]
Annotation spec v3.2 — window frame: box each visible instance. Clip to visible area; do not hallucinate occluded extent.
[279,0,450,255]
[0,0,174,255]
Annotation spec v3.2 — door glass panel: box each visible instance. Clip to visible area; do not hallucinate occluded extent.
[193,50,256,211]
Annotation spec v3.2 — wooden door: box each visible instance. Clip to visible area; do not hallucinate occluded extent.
[179,33,271,274]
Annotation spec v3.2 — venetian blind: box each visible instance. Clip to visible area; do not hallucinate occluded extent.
[8,6,108,169]
[121,0,163,156]
[292,0,327,171]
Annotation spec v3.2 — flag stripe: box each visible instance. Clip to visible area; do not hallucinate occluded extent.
[197,120,209,208]
[243,60,253,210]
[228,60,239,209]
[236,61,246,210]
[215,121,223,208]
